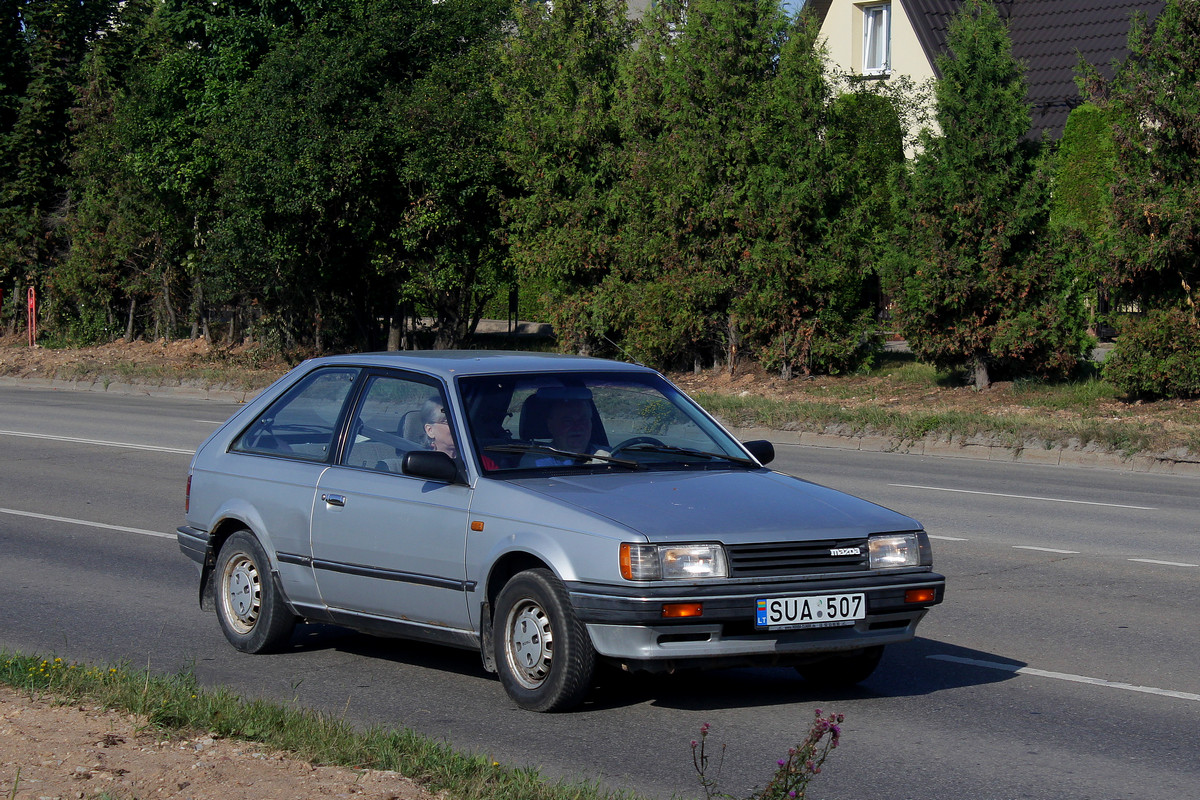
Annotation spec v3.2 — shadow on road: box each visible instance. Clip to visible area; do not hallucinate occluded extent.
[580,637,1024,713]
[267,625,1024,714]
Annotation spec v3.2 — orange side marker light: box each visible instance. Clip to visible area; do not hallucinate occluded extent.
[662,603,703,618]
[905,588,937,604]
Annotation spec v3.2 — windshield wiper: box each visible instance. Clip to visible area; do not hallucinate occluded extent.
[485,443,644,470]
[618,443,757,466]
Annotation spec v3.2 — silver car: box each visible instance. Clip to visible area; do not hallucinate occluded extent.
[178,352,944,711]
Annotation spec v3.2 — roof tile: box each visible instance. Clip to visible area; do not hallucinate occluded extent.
[902,0,1164,137]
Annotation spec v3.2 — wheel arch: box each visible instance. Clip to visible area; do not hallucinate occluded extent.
[478,550,555,674]
[198,516,270,612]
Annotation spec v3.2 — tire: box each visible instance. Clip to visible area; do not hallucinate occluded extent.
[796,645,884,687]
[493,569,596,712]
[213,530,295,654]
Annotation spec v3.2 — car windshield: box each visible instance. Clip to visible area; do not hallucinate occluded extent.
[458,371,754,473]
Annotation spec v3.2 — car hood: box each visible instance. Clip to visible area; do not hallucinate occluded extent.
[508,469,919,543]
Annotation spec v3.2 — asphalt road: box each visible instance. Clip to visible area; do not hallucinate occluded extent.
[1,383,1197,800]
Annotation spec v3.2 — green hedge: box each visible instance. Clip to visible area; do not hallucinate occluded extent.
[1103,309,1200,399]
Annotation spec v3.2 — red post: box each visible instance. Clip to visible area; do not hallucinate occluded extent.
[27,287,36,346]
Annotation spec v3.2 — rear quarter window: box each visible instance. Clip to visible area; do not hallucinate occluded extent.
[231,367,360,460]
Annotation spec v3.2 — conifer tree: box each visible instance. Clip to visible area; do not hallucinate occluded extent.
[615,0,783,369]
[887,0,1088,389]
[1094,0,1200,398]
[0,0,115,303]
[1103,0,1200,317]
[736,19,899,378]
[498,0,634,355]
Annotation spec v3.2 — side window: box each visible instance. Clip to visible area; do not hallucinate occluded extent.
[342,374,451,473]
[232,368,359,461]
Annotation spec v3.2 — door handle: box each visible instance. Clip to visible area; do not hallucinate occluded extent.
[321,493,346,507]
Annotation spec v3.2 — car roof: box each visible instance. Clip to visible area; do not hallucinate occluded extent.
[297,350,656,382]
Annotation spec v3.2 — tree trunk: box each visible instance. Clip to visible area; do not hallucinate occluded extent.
[124,296,136,342]
[161,267,177,340]
[726,314,739,377]
[973,356,990,390]
[387,298,403,351]
[314,299,324,353]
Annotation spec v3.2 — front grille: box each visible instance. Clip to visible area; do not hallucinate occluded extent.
[726,539,869,578]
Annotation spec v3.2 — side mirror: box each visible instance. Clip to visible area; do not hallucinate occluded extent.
[742,439,775,465]
[402,450,461,484]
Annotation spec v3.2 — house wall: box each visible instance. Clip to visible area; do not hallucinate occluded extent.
[817,0,936,86]
[817,1,938,151]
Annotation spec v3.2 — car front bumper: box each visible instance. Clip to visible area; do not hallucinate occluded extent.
[566,571,944,670]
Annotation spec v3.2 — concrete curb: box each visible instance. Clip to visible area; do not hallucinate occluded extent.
[0,375,260,404]
[727,425,1200,478]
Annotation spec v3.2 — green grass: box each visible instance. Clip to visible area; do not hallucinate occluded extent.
[0,650,642,800]
[1009,375,1121,412]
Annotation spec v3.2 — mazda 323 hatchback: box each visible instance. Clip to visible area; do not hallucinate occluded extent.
[178,352,945,711]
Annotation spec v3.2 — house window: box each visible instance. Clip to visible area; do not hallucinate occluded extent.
[862,3,891,75]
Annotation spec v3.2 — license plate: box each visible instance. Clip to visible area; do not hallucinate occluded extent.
[755,593,866,630]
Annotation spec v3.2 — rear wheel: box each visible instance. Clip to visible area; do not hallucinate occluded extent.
[796,646,884,687]
[214,530,295,653]
[494,569,595,712]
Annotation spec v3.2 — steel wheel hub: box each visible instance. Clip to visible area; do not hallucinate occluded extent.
[223,555,261,634]
[505,600,553,688]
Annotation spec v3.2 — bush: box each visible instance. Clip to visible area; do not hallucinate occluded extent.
[1104,309,1200,398]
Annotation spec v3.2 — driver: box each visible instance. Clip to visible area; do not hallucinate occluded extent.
[547,399,593,454]
[524,390,610,467]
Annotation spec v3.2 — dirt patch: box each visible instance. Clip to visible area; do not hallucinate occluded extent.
[0,687,436,800]
[0,335,288,391]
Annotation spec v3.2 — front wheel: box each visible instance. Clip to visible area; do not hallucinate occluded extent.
[493,569,596,712]
[214,530,295,654]
[795,646,884,687]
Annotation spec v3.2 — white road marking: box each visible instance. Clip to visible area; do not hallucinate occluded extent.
[193,420,226,425]
[889,483,1156,510]
[0,507,174,540]
[1013,545,1080,554]
[1128,558,1199,568]
[0,429,192,455]
[929,535,969,541]
[928,654,1200,703]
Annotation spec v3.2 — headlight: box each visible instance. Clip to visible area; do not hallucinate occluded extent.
[869,533,922,569]
[620,543,728,580]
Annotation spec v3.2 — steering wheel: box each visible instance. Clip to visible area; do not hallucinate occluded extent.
[608,436,666,456]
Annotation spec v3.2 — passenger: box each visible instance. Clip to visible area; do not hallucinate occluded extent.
[421,397,457,459]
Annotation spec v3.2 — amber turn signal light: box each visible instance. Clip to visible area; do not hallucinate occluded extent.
[905,588,937,604]
[661,603,703,618]
[470,521,485,532]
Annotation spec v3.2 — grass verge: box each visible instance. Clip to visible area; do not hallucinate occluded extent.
[5,341,1197,459]
[693,392,1191,457]
[0,650,642,800]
